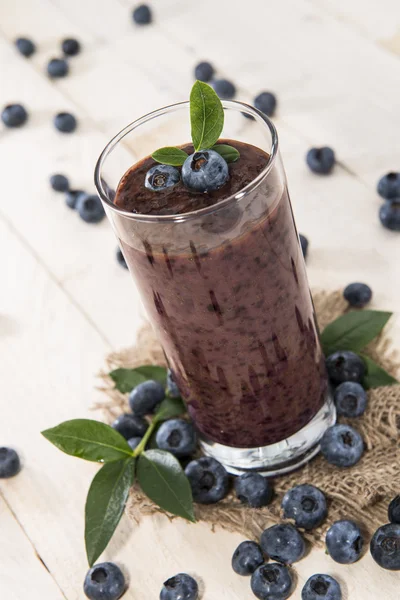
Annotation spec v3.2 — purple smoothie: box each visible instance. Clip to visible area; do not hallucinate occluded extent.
[115,140,328,448]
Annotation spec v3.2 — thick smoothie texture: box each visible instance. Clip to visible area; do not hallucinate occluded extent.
[114,140,328,448]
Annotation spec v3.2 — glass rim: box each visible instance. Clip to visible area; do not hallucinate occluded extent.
[94,99,279,223]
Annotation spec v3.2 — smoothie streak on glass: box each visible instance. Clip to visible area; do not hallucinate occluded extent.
[95,102,335,476]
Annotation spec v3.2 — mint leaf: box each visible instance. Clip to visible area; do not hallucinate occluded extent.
[360,354,398,389]
[109,368,146,393]
[41,419,133,462]
[154,396,186,422]
[137,450,195,522]
[190,81,224,151]
[85,458,135,566]
[152,147,188,166]
[212,144,240,163]
[134,366,167,385]
[320,310,392,356]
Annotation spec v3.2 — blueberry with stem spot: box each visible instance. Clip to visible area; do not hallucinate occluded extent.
[320,424,364,467]
[65,189,85,210]
[156,419,197,458]
[160,573,198,600]
[325,351,366,385]
[47,58,69,78]
[185,457,229,504]
[254,91,277,117]
[62,38,81,56]
[343,282,372,308]
[15,37,36,57]
[231,541,264,576]
[194,61,215,82]
[50,174,70,193]
[76,194,105,224]
[379,200,400,232]
[234,472,273,508]
[370,523,400,570]
[334,382,367,418]
[0,447,20,478]
[83,562,125,600]
[326,520,364,564]
[301,574,342,600]
[1,104,28,128]
[377,172,400,200]
[182,150,229,193]
[212,79,236,99]
[261,524,306,565]
[281,484,327,530]
[306,147,335,174]
[54,112,77,133]
[129,380,165,416]
[112,413,148,440]
[251,563,293,600]
[132,4,152,25]
[388,496,400,524]
[145,164,180,192]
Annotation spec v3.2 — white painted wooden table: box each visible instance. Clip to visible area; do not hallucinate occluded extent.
[1,1,399,598]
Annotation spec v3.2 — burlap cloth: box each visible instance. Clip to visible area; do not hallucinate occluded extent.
[98,291,400,545]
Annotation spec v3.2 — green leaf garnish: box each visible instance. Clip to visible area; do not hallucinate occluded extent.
[41,419,134,462]
[360,354,398,389]
[190,80,224,151]
[85,458,135,566]
[212,144,240,163]
[152,147,188,166]
[154,396,186,422]
[320,310,392,356]
[137,449,195,522]
[109,365,167,393]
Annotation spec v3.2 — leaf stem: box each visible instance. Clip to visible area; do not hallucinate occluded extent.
[133,418,158,457]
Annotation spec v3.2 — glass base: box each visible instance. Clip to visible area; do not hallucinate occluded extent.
[200,393,336,477]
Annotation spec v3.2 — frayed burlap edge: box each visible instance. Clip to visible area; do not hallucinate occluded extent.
[97,290,400,546]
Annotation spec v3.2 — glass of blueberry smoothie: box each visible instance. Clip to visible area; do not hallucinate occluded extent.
[95,83,335,475]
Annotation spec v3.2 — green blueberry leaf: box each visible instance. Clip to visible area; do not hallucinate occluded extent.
[152,147,188,166]
[85,458,136,566]
[109,366,167,393]
[137,450,195,522]
[212,144,240,163]
[190,80,224,151]
[321,310,392,356]
[361,354,399,389]
[154,396,186,422]
[41,419,133,462]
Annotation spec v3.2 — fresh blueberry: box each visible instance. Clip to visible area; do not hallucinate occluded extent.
[116,248,128,269]
[320,424,364,467]
[251,563,293,600]
[281,484,327,530]
[129,380,165,416]
[325,520,363,564]
[127,437,142,451]
[194,61,215,82]
[182,150,229,193]
[54,112,77,133]
[160,573,198,600]
[0,447,20,478]
[231,540,264,576]
[47,58,69,78]
[156,419,197,458]
[62,38,81,56]
[343,282,372,308]
[388,496,400,524]
[83,562,125,600]
[234,472,273,508]
[15,37,36,57]
[370,523,400,570]
[254,92,277,117]
[50,173,69,193]
[212,79,236,100]
[166,369,181,398]
[377,172,400,200]
[112,413,148,440]
[325,351,365,385]
[1,104,28,128]
[132,4,152,25]
[145,165,180,192]
[334,382,367,418]
[301,574,342,600]
[379,200,400,231]
[65,189,85,210]
[185,457,229,504]
[306,147,335,175]
[76,194,105,224]
[299,234,308,259]
[261,524,305,565]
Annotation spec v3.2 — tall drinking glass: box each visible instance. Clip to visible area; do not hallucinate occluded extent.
[95,101,335,475]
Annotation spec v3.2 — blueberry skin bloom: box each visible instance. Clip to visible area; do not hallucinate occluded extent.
[129,380,165,416]
[231,540,264,576]
[306,147,335,174]
[234,472,273,508]
[112,413,148,440]
[1,104,28,127]
[184,457,230,504]
[251,563,293,600]
[76,194,105,224]
[155,419,197,458]
[325,520,363,564]
[181,150,229,193]
[15,37,36,57]
[194,61,214,82]
[83,562,125,600]
[0,447,21,478]
[379,200,400,231]
[343,282,372,308]
[325,351,366,385]
[145,164,180,192]
[334,382,367,418]
[254,91,277,117]
[301,574,342,600]
[261,524,306,565]
[160,573,198,600]
[47,58,69,78]
[281,484,327,530]
[370,523,400,570]
[320,424,364,467]
[377,172,400,199]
